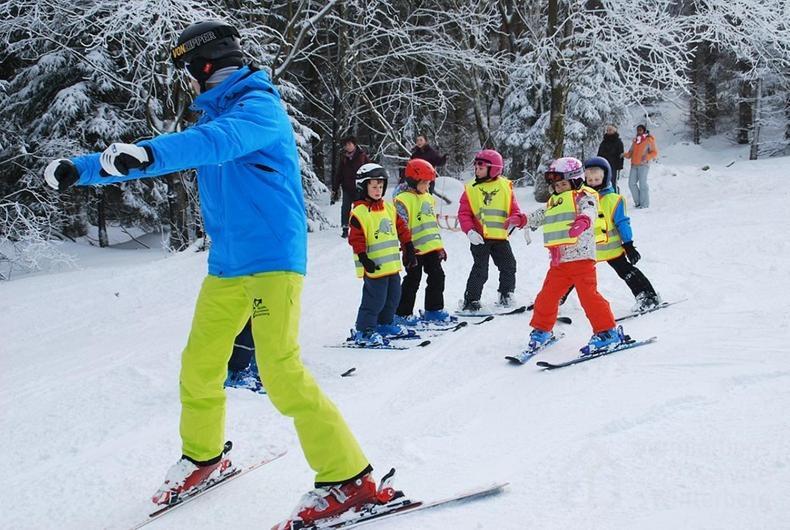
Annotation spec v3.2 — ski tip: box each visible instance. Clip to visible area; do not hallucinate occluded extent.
[504,356,524,365]
[418,340,431,347]
[341,367,356,377]
[557,316,572,325]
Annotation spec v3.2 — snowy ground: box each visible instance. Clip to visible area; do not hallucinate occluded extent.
[2,117,790,529]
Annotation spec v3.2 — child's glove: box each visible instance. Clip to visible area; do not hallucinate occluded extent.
[527,208,545,231]
[44,159,79,191]
[402,242,418,268]
[330,189,340,205]
[504,213,526,230]
[358,253,379,273]
[437,249,447,261]
[568,215,591,237]
[467,230,485,245]
[622,241,641,264]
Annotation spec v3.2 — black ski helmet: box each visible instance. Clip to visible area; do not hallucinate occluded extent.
[171,20,244,90]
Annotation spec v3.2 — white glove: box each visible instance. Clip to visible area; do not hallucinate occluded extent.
[44,159,79,191]
[467,230,485,245]
[100,143,151,176]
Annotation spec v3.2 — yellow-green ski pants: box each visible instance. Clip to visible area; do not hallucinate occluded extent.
[179,271,369,484]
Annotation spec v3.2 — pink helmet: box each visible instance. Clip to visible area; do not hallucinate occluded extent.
[545,157,584,188]
[473,149,504,178]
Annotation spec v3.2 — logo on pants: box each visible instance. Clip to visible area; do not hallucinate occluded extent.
[252,298,270,318]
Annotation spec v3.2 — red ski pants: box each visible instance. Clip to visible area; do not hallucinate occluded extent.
[530,259,615,333]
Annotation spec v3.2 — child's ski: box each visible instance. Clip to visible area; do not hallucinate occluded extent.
[615,299,687,322]
[454,305,528,318]
[325,340,431,350]
[505,332,565,365]
[131,449,287,529]
[292,481,509,529]
[536,336,658,370]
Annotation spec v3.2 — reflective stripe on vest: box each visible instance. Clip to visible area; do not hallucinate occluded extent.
[464,178,513,240]
[351,202,402,278]
[542,190,578,247]
[596,193,625,261]
[395,192,444,255]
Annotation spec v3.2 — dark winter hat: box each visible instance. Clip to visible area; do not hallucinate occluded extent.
[171,20,243,89]
[583,156,612,190]
[341,135,358,147]
[636,124,646,133]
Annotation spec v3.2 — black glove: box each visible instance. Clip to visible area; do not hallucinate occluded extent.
[437,248,447,261]
[330,189,340,205]
[622,241,641,265]
[402,242,418,268]
[44,159,80,191]
[358,252,379,274]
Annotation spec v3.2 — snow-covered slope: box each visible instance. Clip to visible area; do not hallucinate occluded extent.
[2,135,789,530]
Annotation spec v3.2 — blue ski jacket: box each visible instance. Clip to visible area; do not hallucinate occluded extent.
[73,67,307,277]
[598,186,633,244]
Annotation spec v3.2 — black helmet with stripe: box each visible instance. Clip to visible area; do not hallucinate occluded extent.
[171,20,244,90]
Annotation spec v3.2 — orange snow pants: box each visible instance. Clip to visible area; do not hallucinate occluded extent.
[530,259,615,333]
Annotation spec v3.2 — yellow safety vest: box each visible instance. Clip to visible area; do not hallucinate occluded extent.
[595,193,625,261]
[395,191,443,255]
[351,202,402,279]
[464,177,513,240]
[543,187,602,247]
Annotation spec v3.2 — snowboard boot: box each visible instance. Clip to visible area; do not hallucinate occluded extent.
[528,328,554,349]
[151,442,235,507]
[352,329,388,347]
[581,326,625,356]
[272,470,402,530]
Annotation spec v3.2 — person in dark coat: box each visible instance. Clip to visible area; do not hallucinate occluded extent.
[410,134,447,170]
[597,125,625,193]
[332,136,369,238]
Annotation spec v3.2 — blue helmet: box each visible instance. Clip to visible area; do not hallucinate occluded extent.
[582,156,613,191]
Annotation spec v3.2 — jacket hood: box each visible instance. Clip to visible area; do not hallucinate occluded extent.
[193,66,274,117]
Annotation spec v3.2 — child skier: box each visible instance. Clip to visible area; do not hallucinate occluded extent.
[528,157,626,355]
[392,159,453,325]
[583,156,661,311]
[348,163,418,346]
[458,149,527,311]
[45,20,390,529]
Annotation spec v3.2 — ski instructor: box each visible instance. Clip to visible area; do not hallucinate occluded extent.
[44,20,389,529]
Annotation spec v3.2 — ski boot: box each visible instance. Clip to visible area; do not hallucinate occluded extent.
[528,328,554,350]
[151,441,236,507]
[460,299,482,312]
[352,329,388,347]
[632,292,661,313]
[376,323,415,338]
[496,291,514,308]
[580,326,625,356]
[224,368,265,394]
[393,314,421,327]
[420,309,457,324]
[272,469,404,530]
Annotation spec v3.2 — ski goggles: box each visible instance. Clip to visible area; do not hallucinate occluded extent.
[473,159,491,167]
[544,171,566,184]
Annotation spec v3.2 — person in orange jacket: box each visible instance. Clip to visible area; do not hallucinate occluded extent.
[624,124,658,209]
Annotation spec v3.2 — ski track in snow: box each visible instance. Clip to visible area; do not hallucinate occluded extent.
[2,117,790,529]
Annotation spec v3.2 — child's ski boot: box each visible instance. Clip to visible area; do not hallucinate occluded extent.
[420,309,457,324]
[375,323,415,339]
[352,329,388,347]
[581,326,626,356]
[393,314,421,327]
